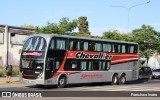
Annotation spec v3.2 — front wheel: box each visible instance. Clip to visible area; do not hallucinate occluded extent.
[58,77,67,88]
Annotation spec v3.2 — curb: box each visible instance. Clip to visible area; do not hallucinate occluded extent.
[0,81,24,85]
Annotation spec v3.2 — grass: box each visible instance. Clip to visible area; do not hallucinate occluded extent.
[0,66,19,77]
[0,67,5,77]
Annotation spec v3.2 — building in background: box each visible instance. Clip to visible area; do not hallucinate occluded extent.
[0,25,34,67]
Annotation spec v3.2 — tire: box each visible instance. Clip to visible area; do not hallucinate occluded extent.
[149,75,152,80]
[36,85,45,88]
[111,74,119,85]
[58,77,67,88]
[119,74,126,85]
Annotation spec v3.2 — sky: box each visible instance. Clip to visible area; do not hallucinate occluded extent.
[0,0,160,36]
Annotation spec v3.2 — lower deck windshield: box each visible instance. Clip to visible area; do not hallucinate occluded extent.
[21,57,44,70]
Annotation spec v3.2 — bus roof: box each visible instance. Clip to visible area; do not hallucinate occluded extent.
[30,34,138,45]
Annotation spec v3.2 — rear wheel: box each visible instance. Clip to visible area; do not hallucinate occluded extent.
[149,75,152,80]
[119,74,126,85]
[58,77,67,88]
[111,74,119,85]
[36,85,45,88]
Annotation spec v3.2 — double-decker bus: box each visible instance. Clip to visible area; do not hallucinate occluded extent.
[20,34,139,88]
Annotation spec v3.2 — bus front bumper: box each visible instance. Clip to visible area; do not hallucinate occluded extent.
[21,78,44,85]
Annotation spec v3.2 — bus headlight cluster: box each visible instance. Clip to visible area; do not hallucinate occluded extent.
[38,73,43,79]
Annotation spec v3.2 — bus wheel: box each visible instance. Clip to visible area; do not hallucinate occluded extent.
[58,77,66,88]
[111,74,119,85]
[119,74,126,85]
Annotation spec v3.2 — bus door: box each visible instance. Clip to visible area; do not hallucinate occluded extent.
[45,58,62,79]
[45,58,55,79]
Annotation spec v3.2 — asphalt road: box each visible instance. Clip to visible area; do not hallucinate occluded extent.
[0,79,160,91]
[0,79,160,99]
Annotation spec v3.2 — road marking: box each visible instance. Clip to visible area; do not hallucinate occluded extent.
[64,85,160,91]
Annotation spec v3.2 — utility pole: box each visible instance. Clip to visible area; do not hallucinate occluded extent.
[111,1,150,33]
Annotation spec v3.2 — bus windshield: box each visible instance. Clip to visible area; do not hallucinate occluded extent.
[23,37,47,51]
[21,57,44,70]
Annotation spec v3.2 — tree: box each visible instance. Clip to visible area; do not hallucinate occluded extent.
[21,24,35,29]
[59,18,78,33]
[78,16,90,35]
[36,17,78,34]
[102,30,132,41]
[132,24,160,57]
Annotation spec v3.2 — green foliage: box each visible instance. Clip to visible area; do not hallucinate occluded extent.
[0,66,19,77]
[71,32,91,38]
[78,16,90,35]
[132,25,160,57]
[102,30,132,41]
[35,17,78,34]
[0,67,5,77]
[12,66,19,77]
[20,16,160,59]
[21,24,35,29]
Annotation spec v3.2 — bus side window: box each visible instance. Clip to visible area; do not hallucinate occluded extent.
[113,44,118,52]
[69,40,74,50]
[49,39,54,49]
[88,42,95,51]
[113,44,121,53]
[92,61,100,70]
[64,60,80,71]
[133,46,138,54]
[121,45,126,53]
[129,46,134,53]
[71,61,79,70]
[55,60,60,72]
[92,61,102,70]
[102,61,111,70]
[94,43,102,51]
[56,39,66,49]
[88,61,92,70]
[103,43,112,52]
[81,61,87,71]
[82,41,88,51]
[125,45,129,53]
[69,40,80,50]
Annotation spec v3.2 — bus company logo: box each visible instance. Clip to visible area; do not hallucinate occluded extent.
[76,52,112,60]
[22,52,42,56]
[2,92,11,97]
[81,74,103,79]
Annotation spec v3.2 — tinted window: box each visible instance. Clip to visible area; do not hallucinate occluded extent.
[112,44,121,53]
[103,43,112,52]
[80,41,88,51]
[49,39,54,49]
[69,40,80,50]
[121,45,126,53]
[23,37,46,51]
[128,45,138,54]
[94,43,102,51]
[64,60,80,71]
[56,39,66,49]
[64,59,111,71]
